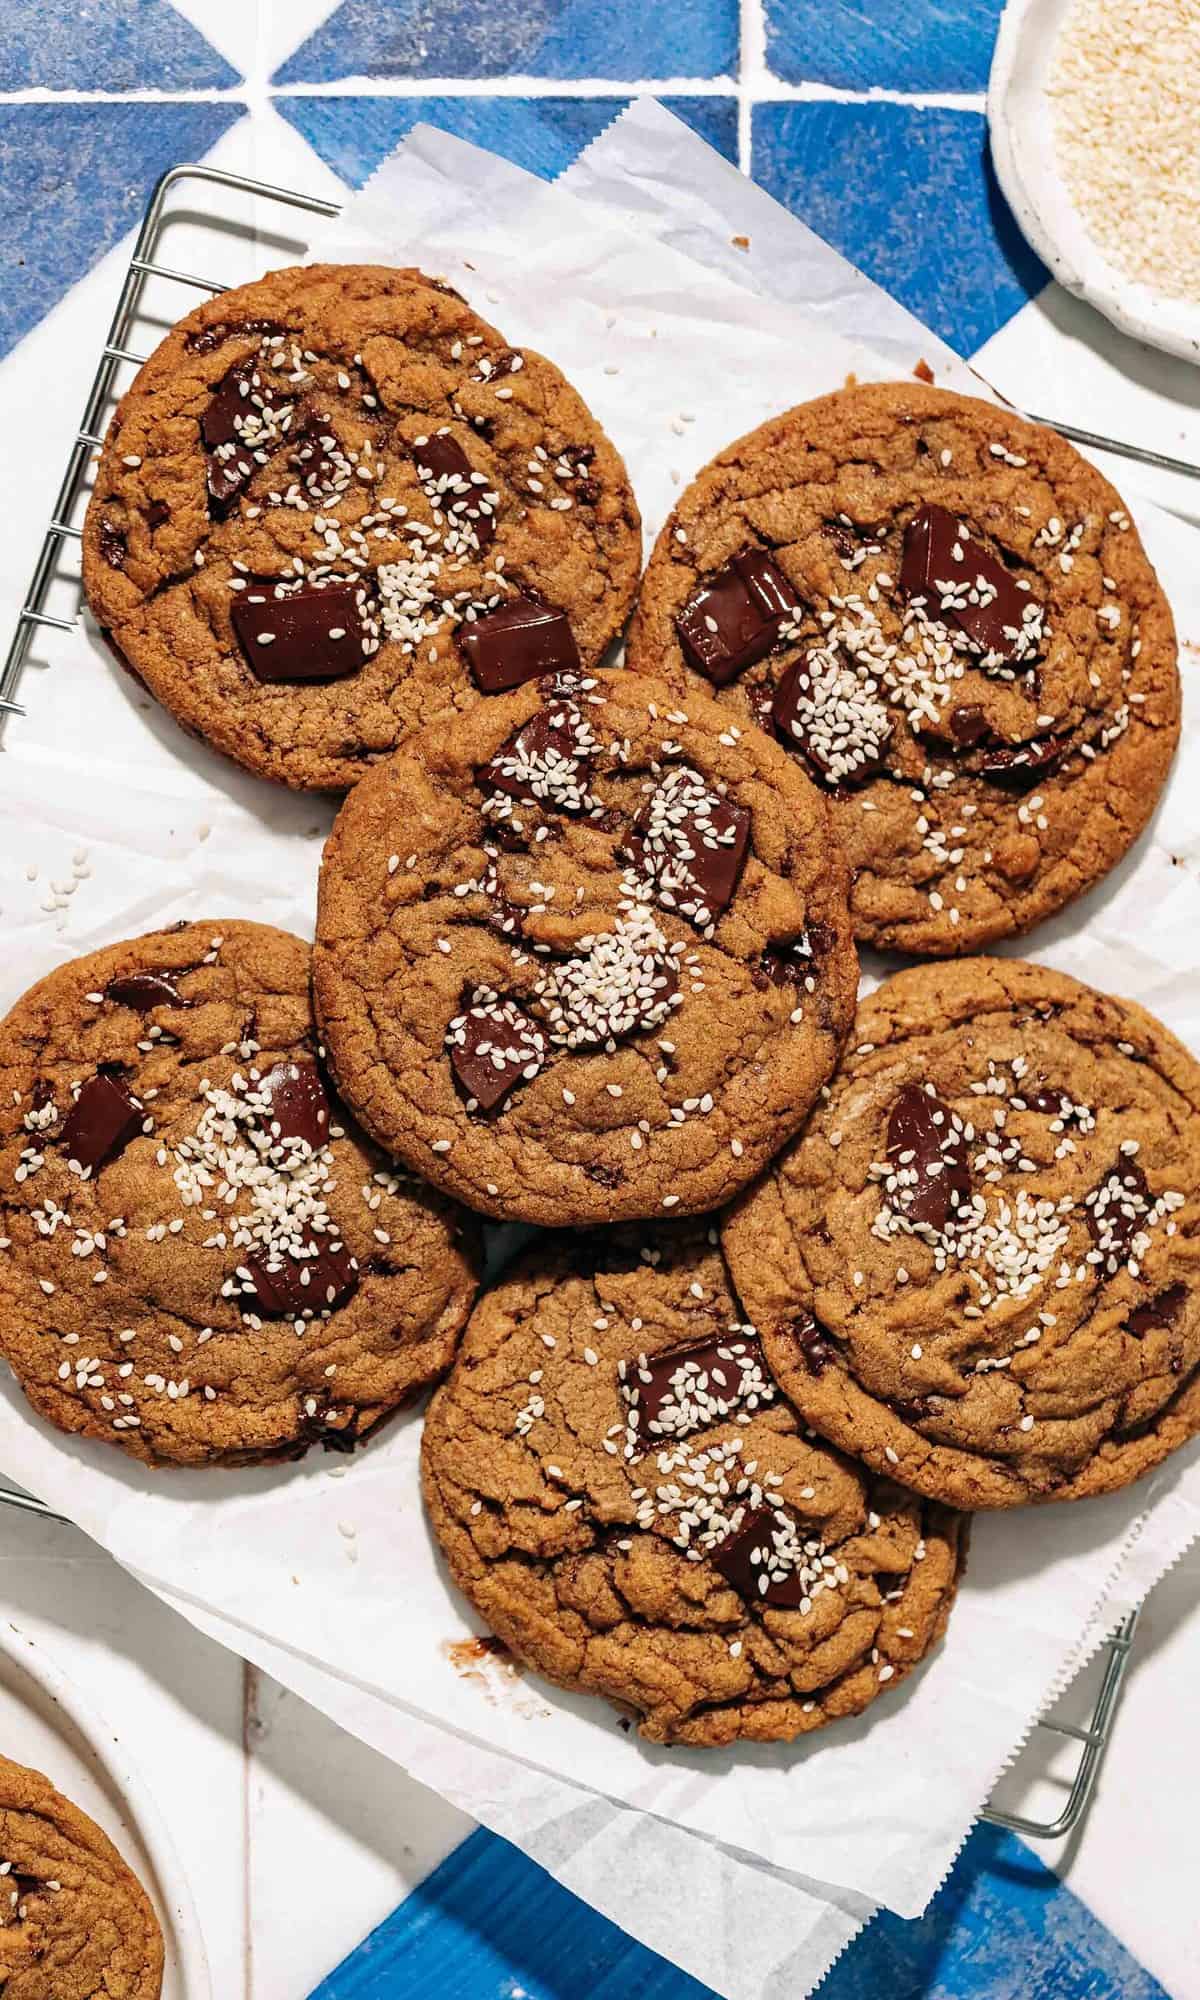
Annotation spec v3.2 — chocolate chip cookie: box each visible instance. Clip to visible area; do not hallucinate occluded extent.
[723,958,1200,1509]
[0,1752,163,1997]
[82,263,641,791]
[313,668,858,1226]
[628,381,1180,955]
[0,922,480,1467]
[422,1225,963,1745]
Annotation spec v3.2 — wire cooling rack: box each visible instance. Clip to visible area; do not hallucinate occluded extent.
[0,159,1156,1842]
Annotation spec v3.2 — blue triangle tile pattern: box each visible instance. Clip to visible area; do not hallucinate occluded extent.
[0,101,244,359]
[276,92,737,189]
[273,0,738,84]
[751,100,1049,355]
[0,0,240,89]
[307,1822,1169,2000]
[764,0,1005,93]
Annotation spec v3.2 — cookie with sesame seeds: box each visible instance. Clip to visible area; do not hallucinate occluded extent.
[82,263,641,791]
[421,1224,963,1746]
[0,922,480,1467]
[628,380,1180,955]
[0,1752,164,1998]
[722,958,1200,1510]
[313,668,859,1227]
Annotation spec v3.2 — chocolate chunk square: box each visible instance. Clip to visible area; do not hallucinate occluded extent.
[232,582,363,684]
[676,549,800,687]
[459,598,580,693]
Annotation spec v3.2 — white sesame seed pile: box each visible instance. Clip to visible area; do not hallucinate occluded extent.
[1051,0,1200,304]
[534,891,685,1050]
[166,1066,354,1328]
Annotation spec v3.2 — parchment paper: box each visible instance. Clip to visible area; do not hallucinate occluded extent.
[2,100,1199,1998]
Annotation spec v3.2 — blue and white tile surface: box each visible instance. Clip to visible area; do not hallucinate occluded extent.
[1,4,1197,1997]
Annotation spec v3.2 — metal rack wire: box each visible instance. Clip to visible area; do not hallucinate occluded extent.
[0,158,1155,1842]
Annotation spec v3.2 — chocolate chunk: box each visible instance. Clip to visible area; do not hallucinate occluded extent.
[1086,1157,1152,1267]
[146,499,170,531]
[621,1335,775,1440]
[792,1311,834,1375]
[446,994,547,1113]
[469,347,520,382]
[288,413,344,496]
[631,767,751,924]
[948,703,991,746]
[60,1071,143,1173]
[901,504,1035,662]
[771,656,892,788]
[1128,1283,1186,1338]
[886,1083,971,1234]
[412,432,496,549]
[756,923,834,989]
[976,735,1068,790]
[245,1241,357,1317]
[258,1059,331,1151]
[711,1505,810,1608]
[482,702,597,813]
[676,548,801,687]
[201,362,258,511]
[458,598,580,694]
[232,582,363,684]
[184,316,285,356]
[1025,1081,1070,1115]
[98,520,127,571]
[106,971,186,1011]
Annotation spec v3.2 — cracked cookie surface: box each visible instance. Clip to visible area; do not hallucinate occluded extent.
[0,922,480,1467]
[723,958,1200,1508]
[313,668,858,1226]
[421,1225,963,1745]
[0,1752,163,1998]
[627,381,1180,956]
[82,263,641,791]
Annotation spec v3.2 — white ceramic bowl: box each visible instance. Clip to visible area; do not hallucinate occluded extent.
[0,1621,210,1999]
[989,0,1200,364]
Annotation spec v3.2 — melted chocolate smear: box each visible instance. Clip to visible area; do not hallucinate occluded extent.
[106,970,186,1011]
[61,1071,143,1173]
[246,1242,357,1318]
[886,1083,971,1234]
[459,597,580,694]
[711,1504,812,1608]
[232,581,364,684]
[146,499,170,531]
[792,1311,835,1375]
[948,703,990,746]
[630,778,751,922]
[469,347,520,382]
[1129,1283,1187,1338]
[901,503,1034,661]
[412,432,496,549]
[448,997,547,1113]
[623,1334,774,1440]
[98,520,127,571]
[288,413,342,496]
[258,1059,331,1151]
[757,922,835,990]
[184,316,285,356]
[201,361,262,512]
[676,548,801,688]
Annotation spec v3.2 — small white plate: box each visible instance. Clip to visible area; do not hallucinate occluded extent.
[989,0,1200,364]
[0,1621,210,1999]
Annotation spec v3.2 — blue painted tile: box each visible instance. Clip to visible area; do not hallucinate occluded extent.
[272,0,738,85]
[0,0,239,89]
[751,101,1048,354]
[309,1824,1166,2000]
[764,0,1004,93]
[276,93,737,191]
[0,102,244,359]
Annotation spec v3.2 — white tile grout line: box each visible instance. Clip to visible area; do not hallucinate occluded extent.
[0,79,986,108]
